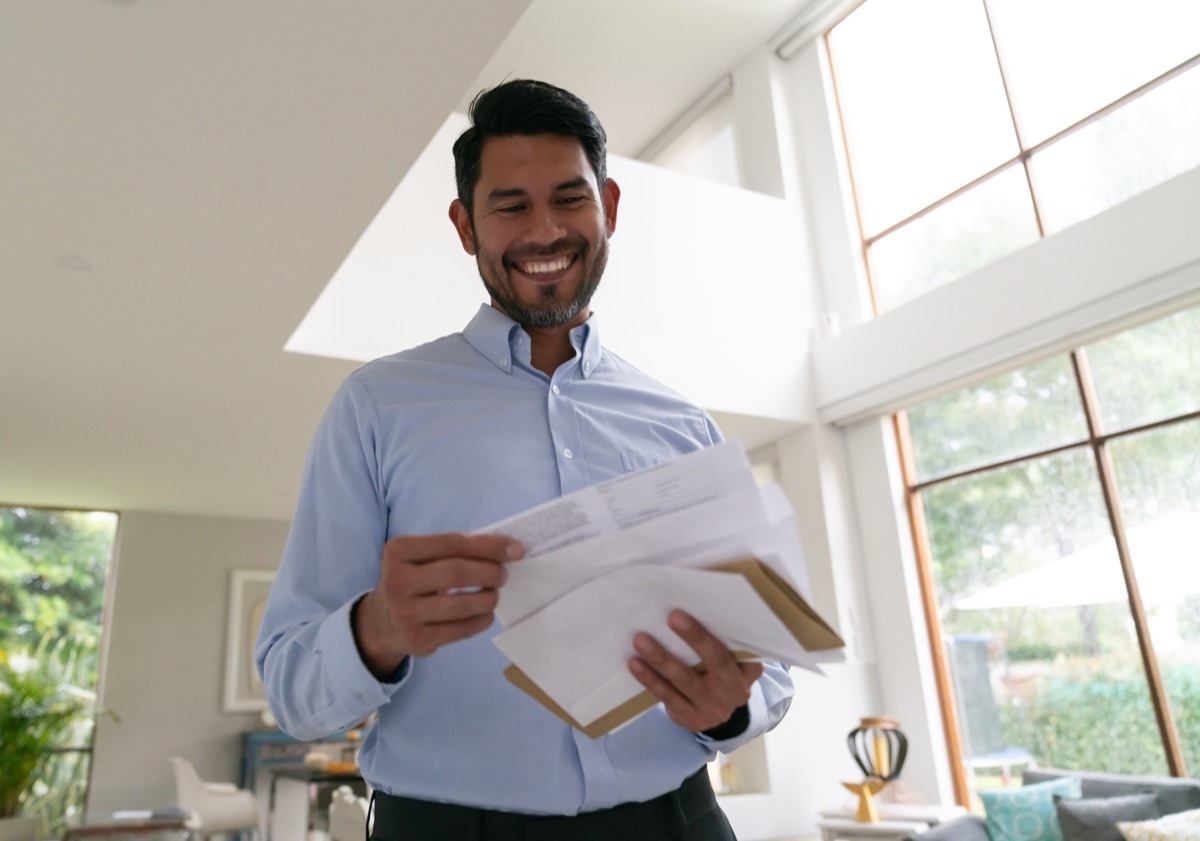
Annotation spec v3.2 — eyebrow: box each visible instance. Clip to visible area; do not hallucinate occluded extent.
[484,178,594,206]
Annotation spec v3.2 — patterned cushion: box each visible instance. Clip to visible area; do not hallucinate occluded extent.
[981,777,1083,841]
[1118,808,1200,841]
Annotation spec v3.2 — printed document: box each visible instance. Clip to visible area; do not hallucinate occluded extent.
[477,440,843,732]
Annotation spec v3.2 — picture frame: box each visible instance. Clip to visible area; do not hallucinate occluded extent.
[223,569,276,712]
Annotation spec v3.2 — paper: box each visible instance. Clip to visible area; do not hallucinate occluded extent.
[476,441,844,734]
[493,565,820,727]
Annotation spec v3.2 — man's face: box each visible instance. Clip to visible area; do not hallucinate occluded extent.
[449,133,620,330]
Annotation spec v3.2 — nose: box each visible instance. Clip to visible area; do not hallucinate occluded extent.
[524,201,567,245]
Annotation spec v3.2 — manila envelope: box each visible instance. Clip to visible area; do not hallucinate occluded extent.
[502,558,844,738]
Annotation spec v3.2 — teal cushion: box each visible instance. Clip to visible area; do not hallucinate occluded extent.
[981,777,1083,841]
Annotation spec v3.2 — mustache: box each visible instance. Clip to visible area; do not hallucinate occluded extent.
[503,237,588,264]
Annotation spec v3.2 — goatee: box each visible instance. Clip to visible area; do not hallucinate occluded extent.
[477,235,608,329]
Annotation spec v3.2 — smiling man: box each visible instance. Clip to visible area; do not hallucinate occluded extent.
[257,80,795,841]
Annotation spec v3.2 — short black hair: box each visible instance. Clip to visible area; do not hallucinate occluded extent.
[452,79,608,219]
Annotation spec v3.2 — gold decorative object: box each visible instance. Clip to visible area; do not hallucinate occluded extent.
[843,716,908,823]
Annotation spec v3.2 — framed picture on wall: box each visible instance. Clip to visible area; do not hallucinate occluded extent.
[223,569,275,712]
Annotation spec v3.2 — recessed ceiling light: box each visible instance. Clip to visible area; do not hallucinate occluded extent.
[56,255,92,272]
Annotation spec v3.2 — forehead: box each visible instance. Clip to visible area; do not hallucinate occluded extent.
[476,133,596,193]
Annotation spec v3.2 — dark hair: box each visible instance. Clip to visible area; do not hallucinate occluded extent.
[452,79,608,219]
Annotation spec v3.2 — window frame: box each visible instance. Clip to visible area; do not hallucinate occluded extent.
[820,0,1200,802]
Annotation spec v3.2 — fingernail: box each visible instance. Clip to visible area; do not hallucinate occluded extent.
[506,542,524,560]
[670,611,692,631]
[634,634,653,656]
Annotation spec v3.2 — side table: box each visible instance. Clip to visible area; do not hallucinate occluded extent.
[819,804,968,826]
[818,817,930,841]
[271,770,365,841]
[63,812,190,841]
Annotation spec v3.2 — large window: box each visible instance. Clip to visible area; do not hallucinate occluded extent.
[0,506,118,836]
[826,0,1200,312]
[901,306,1200,797]
[823,0,1200,805]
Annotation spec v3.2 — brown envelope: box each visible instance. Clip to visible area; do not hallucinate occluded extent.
[502,558,844,737]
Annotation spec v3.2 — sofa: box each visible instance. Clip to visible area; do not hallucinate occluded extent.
[907,768,1200,841]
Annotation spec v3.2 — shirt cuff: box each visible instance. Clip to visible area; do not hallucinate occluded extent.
[314,591,409,724]
[700,704,749,740]
[694,680,767,751]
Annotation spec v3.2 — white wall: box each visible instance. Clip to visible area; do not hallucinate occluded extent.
[813,165,1200,424]
[89,510,288,813]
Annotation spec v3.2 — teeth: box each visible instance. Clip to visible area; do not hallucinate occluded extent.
[519,255,572,274]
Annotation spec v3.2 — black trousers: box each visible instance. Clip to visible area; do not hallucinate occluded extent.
[368,768,738,841]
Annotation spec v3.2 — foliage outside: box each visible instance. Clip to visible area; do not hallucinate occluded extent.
[0,643,88,825]
[0,508,116,837]
[997,661,1200,775]
[907,304,1200,780]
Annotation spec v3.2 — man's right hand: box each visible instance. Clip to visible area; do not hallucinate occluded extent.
[351,532,524,680]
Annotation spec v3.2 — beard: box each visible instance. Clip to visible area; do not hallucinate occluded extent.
[475,233,609,329]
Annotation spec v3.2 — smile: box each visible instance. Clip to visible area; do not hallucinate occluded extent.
[513,254,576,276]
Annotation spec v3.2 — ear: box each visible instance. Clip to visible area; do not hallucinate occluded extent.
[601,178,620,237]
[449,199,477,255]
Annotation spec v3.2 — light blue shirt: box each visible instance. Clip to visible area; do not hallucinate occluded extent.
[257,304,794,815]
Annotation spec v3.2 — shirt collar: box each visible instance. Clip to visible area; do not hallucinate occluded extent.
[463,304,602,378]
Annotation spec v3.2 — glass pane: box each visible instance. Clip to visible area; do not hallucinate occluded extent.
[905,355,1087,483]
[0,508,117,825]
[988,0,1200,145]
[870,165,1040,310]
[25,750,91,839]
[828,0,1018,236]
[1086,304,1200,433]
[925,450,1169,782]
[1108,419,1200,775]
[1031,64,1200,234]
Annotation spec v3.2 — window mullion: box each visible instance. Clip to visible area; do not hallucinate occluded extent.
[823,32,882,316]
[978,0,1047,239]
[894,412,972,806]
[1070,348,1187,776]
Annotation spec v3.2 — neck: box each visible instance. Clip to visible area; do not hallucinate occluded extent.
[526,322,579,376]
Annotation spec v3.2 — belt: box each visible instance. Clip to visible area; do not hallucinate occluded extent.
[369,767,719,841]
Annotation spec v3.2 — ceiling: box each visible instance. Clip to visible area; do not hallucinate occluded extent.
[1,0,824,522]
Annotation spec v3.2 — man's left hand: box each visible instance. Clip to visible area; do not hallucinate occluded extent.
[628,609,763,734]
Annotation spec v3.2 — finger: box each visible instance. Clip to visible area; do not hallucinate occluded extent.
[405,613,496,657]
[384,532,524,565]
[401,557,510,597]
[667,610,739,672]
[739,661,765,684]
[632,632,706,698]
[409,588,501,624]
[628,653,693,715]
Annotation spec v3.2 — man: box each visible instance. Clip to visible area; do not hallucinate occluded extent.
[257,79,795,841]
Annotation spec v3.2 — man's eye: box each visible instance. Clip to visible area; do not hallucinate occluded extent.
[497,204,525,214]
[559,196,585,205]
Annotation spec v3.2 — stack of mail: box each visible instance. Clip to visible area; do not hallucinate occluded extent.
[478,440,844,737]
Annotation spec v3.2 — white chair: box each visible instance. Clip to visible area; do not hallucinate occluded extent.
[328,785,370,841]
[170,756,261,841]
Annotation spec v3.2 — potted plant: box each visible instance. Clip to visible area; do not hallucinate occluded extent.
[0,649,86,841]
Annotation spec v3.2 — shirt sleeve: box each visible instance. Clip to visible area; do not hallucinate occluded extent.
[255,376,406,740]
[694,660,794,753]
[689,412,796,750]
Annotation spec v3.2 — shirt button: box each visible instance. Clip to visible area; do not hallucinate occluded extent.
[552,384,560,395]
[583,362,592,373]
[516,336,524,345]
[564,448,574,459]
[499,357,508,367]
